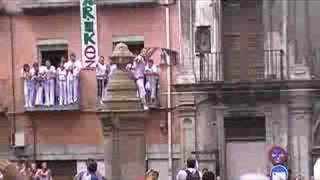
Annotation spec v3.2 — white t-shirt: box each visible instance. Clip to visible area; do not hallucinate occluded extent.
[64,60,82,77]
[57,67,67,81]
[96,62,107,79]
[43,65,56,80]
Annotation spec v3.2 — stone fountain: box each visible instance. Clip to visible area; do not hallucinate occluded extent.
[98,43,147,180]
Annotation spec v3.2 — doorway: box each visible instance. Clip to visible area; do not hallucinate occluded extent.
[224,116,267,179]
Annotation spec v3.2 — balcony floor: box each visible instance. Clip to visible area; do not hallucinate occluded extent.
[25,103,79,112]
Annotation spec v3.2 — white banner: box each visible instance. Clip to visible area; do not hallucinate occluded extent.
[80,0,99,69]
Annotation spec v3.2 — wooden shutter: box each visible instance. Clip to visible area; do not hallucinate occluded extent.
[223,0,264,81]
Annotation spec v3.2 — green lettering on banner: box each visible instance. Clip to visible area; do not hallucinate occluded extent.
[82,6,94,20]
[84,32,96,45]
[84,21,94,32]
[82,0,94,6]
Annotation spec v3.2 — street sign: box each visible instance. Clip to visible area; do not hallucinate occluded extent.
[80,0,99,69]
[269,146,288,165]
[271,165,288,180]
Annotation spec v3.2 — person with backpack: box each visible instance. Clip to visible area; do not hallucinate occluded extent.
[73,159,104,180]
[176,158,202,180]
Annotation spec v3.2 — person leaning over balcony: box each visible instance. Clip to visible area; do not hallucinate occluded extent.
[21,64,34,108]
[37,162,52,180]
[96,56,108,99]
[132,48,148,110]
[57,61,68,106]
[43,60,56,106]
[145,59,159,104]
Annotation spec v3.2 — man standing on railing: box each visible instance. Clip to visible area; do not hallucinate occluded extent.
[131,48,148,110]
[65,53,82,104]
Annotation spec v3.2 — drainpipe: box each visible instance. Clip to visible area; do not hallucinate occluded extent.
[165,0,173,180]
[9,14,17,156]
[178,0,182,67]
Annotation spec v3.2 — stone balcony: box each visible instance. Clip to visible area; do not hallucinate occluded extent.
[17,0,173,9]
[17,0,79,9]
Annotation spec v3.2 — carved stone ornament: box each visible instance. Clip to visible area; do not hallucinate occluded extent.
[109,42,135,70]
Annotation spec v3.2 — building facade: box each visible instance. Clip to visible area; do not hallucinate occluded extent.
[174,0,320,179]
[2,0,320,179]
[0,0,181,180]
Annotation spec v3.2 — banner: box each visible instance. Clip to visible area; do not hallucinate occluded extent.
[80,0,98,69]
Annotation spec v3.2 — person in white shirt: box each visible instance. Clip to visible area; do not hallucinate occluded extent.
[131,48,148,110]
[145,59,159,104]
[64,53,82,104]
[43,60,56,106]
[96,56,108,98]
[176,158,202,180]
[57,62,67,106]
[21,64,33,108]
[31,62,46,106]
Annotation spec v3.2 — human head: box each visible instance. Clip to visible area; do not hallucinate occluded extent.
[99,56,105,64]
[23,64,30,72]
[33,62,39,69]
[61,56,66,63]
[148,59,154,67]
[70,53,76,62]
[186,158,196,169]
[45,60,51,67]
[31,162,37,170]
[41,162,47,169]
[152,170,159,180]
[87,160,97,173]
[202,168,209,174]
[203,171,215,180]
[140,48,147,57]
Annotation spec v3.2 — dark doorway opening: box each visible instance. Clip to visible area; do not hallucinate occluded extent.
[40,50,68,68]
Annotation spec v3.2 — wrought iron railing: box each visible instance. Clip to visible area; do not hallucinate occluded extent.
[264,49,285,80]
[309,48,320,79]
[195,49,285,83]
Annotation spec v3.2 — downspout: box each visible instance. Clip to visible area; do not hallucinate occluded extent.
[178,0,182,67]
[9,14,17,155]
[165,1,173,180]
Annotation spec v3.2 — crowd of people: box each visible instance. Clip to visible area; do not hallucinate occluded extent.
[21,53,81,108]
[22,48,160,110]
[0,159,53,180]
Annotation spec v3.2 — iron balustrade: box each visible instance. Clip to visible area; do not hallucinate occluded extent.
[196,50,285,83]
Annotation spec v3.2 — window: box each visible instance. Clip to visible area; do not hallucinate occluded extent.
[37,39,68,68]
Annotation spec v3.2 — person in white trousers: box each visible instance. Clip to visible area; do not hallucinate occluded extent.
[96,56,108,98]
[43,60,56,106]
[57,62,67,106]
[64,53,82,104]
[21,64,33,108]
[131,48,148,110]
[31,62,46,106]
[145,59,159,104]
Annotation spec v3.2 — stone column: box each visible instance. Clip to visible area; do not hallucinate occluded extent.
[288,91,312,178]
[177,0,196,84]
[101,115,120,180]
[213,105,226,180]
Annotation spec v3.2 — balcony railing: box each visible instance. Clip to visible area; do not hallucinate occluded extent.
[23,78,80,112]
[17,0,79,9]
[195,49,285,83]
